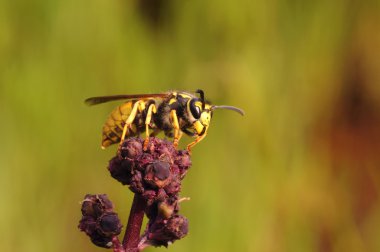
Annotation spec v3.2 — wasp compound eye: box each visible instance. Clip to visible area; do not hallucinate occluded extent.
[189,99,201,119]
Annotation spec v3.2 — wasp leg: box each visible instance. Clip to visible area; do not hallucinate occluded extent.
[177,130,183,144]
[170,110,181,148]
[144,103,157,150]
[120,100,145,144]
[186,132,207,154]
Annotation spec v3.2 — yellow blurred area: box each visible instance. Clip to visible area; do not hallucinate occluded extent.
[1,0,380,251]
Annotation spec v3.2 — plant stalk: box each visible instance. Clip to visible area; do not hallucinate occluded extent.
[123,194,146,251]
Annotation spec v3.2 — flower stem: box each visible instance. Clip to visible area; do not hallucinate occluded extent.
[123,194,146,251]
[112,236,125,252]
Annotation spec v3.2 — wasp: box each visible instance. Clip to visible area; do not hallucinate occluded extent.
[85,89,244,152]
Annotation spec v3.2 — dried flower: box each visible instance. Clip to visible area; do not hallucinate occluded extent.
[108,138,191,247]
[78,194,122,248]
[144,214,189,247]
[80,137,192,251]
[107,138,191,206]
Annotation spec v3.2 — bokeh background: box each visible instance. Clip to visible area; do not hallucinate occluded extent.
[1,0,380,251]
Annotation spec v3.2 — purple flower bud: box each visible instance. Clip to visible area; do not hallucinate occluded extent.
[166,215,188,239]
[144,161,172,188]
[118,138,143,159]
[98,213,122,236]
[163,177,181,196]
[79,194,122,248]
[93,138,193,250]
[108,138,191,204]
[81,194,114,218]
[175,150,192,176]
[89,231,114,248]
[139,153,155,168]
[142,190,157,200]
[108,158,134,185]
[145,214,189,247]
[78,216,97,235]
[155,143,174,157]
[81,200,96,217]
[130,170,144,193]
[142,190,157,206]
[156,188,168,202]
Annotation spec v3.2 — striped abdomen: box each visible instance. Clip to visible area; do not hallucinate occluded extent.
[101,101,141,148]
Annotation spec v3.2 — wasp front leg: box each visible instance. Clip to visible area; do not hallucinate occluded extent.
[170,110,182,148]
[186,132,207,154]
[144,103,157,150]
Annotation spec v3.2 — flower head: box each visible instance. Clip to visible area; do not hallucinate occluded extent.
[108,138,191,207]
[80,137,192,251]
[108,137,192,247]
[144,214,189,247]
[78,194,122,248]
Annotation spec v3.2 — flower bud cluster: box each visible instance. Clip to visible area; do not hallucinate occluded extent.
[108,137,191,247]
[78,194,122,248]
[144,214,189,247]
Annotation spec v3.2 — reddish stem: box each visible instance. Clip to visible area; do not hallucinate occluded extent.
[112,236,125,252]
[123,194,146,252]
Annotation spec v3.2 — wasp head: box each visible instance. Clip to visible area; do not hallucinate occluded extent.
[186,96,211,136]
[186,89,244,137]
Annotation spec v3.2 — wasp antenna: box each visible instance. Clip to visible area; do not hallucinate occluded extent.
[195,89,205,101]
[195,89,205,109]
[211,105,245,116]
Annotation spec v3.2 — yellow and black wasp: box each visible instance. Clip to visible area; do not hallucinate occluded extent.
[85,89,244,152]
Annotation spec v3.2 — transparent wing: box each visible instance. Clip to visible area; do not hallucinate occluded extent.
[85,93,169,106]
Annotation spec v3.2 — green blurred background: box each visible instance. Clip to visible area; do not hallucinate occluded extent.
[1,0,380,251]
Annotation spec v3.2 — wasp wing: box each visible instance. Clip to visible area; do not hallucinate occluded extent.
[85,93,169,106]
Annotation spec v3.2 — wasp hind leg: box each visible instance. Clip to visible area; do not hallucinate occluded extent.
[120,100,145,145]
[170,110,183,148]
[143,103,157,150]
